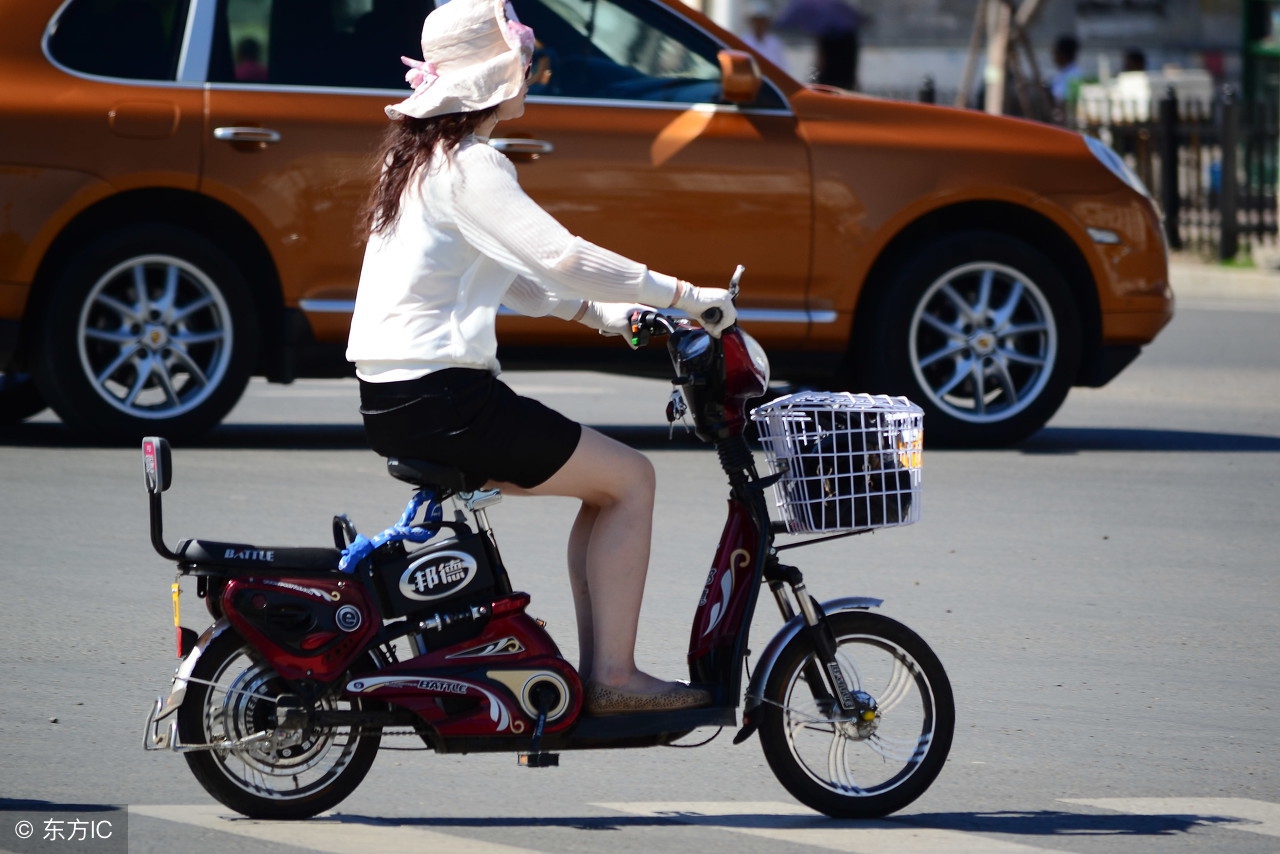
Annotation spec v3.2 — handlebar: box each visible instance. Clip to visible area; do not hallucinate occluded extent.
[627,309,683,349]
[628,264,745,347]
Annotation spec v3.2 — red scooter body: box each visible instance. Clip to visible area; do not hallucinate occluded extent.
[689,497,760,661]
[667,323,770,695]
[220,576,381,684]
[342,593,583,740]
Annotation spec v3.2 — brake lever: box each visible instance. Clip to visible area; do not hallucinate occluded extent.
[728,264,745,300]
[697,264,744,329]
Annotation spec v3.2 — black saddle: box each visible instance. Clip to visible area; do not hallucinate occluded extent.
[175,539,341,574]
[386,457,486,493]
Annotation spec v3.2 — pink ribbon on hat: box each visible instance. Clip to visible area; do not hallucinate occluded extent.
[507,20,535,59]
[401,56,439,92]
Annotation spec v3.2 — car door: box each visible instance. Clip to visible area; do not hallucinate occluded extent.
[200,0,812,352]
[199,0,427,345]
[502,0,813,348]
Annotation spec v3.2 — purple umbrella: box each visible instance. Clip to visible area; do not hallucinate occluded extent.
[772,0,863,37]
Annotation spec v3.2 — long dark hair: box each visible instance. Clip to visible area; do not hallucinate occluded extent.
[362,107,499,237]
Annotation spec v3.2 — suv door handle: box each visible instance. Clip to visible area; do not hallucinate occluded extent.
[213,126,282,145]
[488,138,554,157]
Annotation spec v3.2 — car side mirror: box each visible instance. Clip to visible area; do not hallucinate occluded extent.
[718,50,762,105]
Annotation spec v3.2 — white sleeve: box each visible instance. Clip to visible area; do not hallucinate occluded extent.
[450,144,679,308]
[502,275,583,320]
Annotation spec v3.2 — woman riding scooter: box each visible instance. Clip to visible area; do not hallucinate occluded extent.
[346,0,736,714]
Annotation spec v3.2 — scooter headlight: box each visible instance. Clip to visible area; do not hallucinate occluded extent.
[740,329,771,392]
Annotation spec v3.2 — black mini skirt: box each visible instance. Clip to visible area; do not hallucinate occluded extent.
[358,368,582,489]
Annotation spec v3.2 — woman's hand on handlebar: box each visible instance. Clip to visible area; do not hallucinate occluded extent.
[580,301,650,348]
[671,281,737,337]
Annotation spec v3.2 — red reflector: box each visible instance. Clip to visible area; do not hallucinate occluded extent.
[300,632,339,650]
[490,593,531,616]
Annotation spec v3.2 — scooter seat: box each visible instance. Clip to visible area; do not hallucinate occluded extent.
[386,457,486,493]
[175,539,342,574]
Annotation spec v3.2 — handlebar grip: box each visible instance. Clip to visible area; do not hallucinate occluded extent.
[701,307,723,326]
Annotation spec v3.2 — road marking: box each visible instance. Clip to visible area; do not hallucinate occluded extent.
[128,805,542,854]
[1061,798,1280,838]
[124,798,1280,852]
[595,801,1073,853]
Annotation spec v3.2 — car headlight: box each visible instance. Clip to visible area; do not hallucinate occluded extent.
[1084,134,1152,199]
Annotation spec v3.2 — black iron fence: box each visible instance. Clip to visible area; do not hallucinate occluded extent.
[1077,88,1279,260]
[879,79,1280,261]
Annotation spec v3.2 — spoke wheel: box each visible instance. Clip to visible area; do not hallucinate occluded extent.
[758,611,954,818]
[857,230,1080,446]
[33,225,257,442]
[910,261,1056,425]
[76,254,234,419]
[178,632,380,819]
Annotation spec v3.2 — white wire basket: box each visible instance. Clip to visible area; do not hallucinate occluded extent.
[751,391,924,534]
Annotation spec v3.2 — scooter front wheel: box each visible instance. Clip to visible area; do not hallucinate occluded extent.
[177,631,382,819]
[758,610,954,818]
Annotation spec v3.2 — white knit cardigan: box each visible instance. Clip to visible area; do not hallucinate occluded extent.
[347,136,679,382]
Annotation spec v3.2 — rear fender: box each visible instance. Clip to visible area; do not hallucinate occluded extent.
[152,618,233,724]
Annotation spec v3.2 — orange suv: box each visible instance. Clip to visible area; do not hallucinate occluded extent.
[0,0,1172,445]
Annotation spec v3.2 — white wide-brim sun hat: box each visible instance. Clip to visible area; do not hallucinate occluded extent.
[386,0,535,121]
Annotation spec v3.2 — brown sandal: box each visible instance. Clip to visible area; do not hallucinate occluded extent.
[584,679,712,716]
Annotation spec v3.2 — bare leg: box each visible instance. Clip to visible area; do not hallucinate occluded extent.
[491,426,672,693]
[566,502,597,676]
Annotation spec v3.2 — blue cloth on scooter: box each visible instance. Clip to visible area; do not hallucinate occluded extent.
[338,489,444,572]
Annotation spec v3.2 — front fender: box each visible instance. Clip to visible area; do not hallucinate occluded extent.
[731,596,881,745]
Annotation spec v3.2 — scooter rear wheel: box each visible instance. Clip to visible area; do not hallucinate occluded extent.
[177,631,382,819]
[758,611,954,818]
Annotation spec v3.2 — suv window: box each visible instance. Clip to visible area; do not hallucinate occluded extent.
[208,0,781,108]
[514,0,784,108]
[49,0,191,81]
[210,0,433,89]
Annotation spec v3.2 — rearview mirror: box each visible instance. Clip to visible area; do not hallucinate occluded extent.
[142,436,172,494]
[718,50,762,105]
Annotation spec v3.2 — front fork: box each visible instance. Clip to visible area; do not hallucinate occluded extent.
[767,560,863,712]
[733,558,881,744]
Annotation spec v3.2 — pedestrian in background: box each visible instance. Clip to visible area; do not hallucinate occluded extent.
[1049,35,1082,106]
[772,0,864,90]
[1122,47,1146,73]
[740,2,790,74]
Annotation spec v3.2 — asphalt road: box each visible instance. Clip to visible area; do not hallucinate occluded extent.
[0,274,1277,854]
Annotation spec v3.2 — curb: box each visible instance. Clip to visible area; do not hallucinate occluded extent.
[1168,257,1280,301]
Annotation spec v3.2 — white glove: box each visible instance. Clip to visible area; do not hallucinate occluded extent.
[580,301,648,348]
[671,283,737,337]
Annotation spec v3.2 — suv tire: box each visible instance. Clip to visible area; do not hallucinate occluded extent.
[858,230,1081,446]
[0,371,47,424]
[32,225,258,442]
